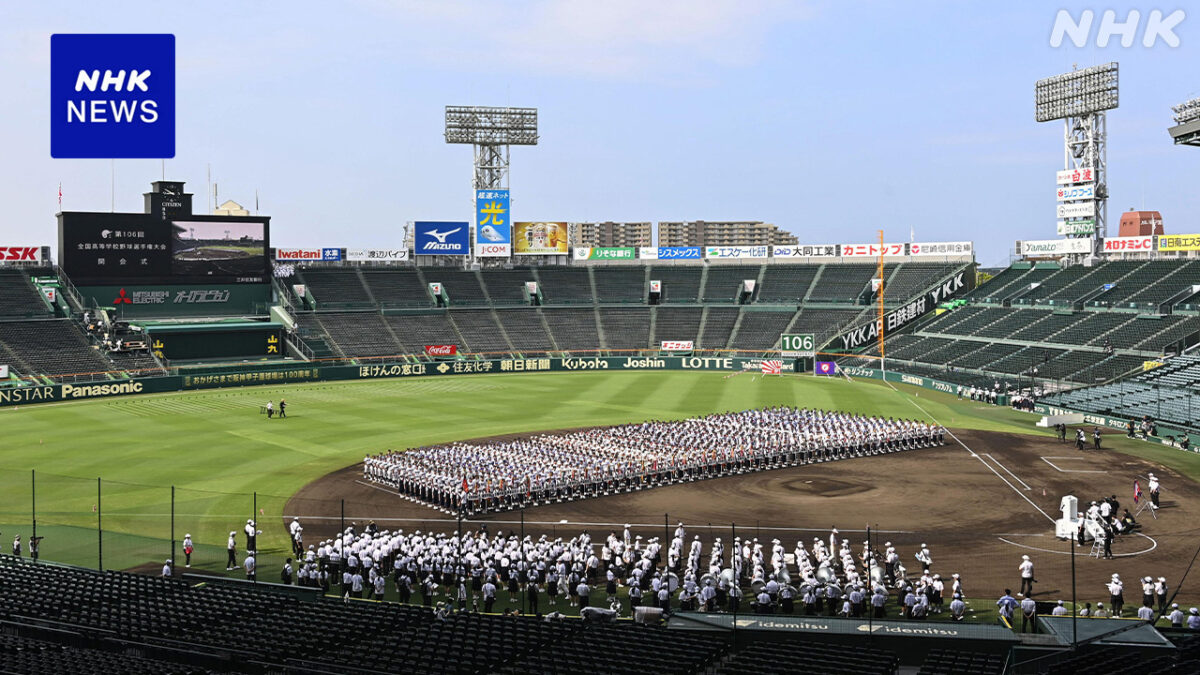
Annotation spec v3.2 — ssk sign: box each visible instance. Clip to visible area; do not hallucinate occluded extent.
[424,345,458,357]
[51,34,176,158]
[0,246,42,262]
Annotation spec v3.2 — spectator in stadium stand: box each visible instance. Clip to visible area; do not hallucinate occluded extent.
[183,533,193,567]
[1018,555,1035,597]
[226,531,237,570]
[244,550,256,581]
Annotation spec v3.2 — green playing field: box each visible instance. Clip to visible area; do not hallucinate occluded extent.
[2,371,1195,589]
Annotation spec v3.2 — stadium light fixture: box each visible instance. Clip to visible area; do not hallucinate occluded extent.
[1169,96,1200,147]
[443,105,541,266]
[444,106,539,146]
[1035,64,1119,247]
[1035,63,1119,122]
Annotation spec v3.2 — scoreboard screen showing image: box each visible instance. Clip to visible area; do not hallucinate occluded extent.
[59,212,270,285]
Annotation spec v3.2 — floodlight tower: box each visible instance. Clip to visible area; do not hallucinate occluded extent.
[1169,96,1200,147]
[1035,63,1119,250]
[444,106,538,190]
[444,106,538,264]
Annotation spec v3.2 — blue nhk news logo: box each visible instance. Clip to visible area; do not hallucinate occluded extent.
[51,34,175,159]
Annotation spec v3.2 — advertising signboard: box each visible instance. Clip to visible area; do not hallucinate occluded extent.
[513,222,568,255]
[414,221,470,256]
[346,248,409,261]
[574,247,636,260]
[705,246,768,259]
[0,246,44,262]
[475,189,511,257]
[1102,236,1154,253]
[1018,238,1094,256]
[908,242,973,256]
[772,245,839,258]
[1056,168,1095,184]
[840,243,905,257]
[1056,184,1095,201]
[1057,220,1096,236]
[651,246,703,260]
[1057,202,1096,219]
[1158,234,1200,253]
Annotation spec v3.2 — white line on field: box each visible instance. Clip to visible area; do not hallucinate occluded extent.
[1040,457,1107,474]
[890,382,1055,523]
[276,514,917,533]
[997,533,1157,558]
[983,453,1031,490]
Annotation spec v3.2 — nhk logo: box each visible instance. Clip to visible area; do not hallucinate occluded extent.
[51,34,176,158]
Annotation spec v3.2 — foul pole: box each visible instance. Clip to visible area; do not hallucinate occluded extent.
[877,229,886,376]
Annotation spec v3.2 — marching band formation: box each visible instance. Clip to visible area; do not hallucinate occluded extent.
[363,407,946,514]
[291,520,946,619]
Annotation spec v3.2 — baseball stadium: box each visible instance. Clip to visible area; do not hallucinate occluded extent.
[5,4,1200,674]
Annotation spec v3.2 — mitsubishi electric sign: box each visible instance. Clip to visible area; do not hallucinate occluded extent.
[50,34,176,158]
[414,221,470,256]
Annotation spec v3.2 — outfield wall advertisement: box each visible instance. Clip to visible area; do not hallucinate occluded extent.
[0,357,808,407]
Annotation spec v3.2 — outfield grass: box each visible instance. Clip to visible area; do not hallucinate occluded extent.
[2,370,1194,592]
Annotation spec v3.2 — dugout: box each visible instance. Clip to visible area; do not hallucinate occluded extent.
[143,321,286,361]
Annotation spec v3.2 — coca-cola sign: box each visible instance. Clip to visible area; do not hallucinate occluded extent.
[424,345,458,357]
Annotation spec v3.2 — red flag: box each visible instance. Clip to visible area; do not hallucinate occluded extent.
[1134,480,1142,504]
[462,476,469,493]
[526,476,531,497]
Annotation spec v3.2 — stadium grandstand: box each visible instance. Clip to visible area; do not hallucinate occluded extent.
[7,10,1200,672]
[841,259,1200,400]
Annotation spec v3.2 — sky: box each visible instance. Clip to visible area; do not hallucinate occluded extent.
[0,0,1196,267]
